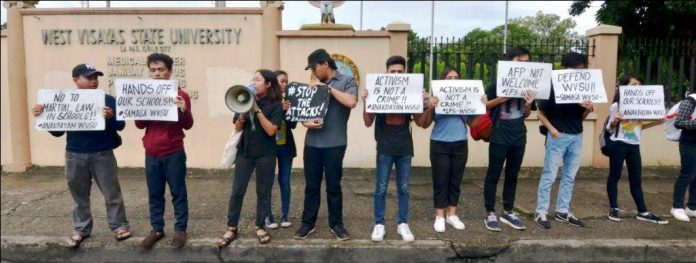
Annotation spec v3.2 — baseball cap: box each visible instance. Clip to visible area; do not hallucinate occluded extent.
[305,48,331,70]
[72,63,104,78]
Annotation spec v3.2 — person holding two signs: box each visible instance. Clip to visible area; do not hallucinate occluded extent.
[32,64,130,248]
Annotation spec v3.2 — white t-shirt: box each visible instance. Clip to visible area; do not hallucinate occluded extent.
[606,102,642,145]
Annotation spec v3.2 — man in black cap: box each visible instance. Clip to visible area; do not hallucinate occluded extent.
[295,48,358,240]
[32,63,130,249]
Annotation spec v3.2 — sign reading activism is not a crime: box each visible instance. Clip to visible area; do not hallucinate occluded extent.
[36,89,105,131]
[618,85,665,119]
[496,61,552,99]
[431,80,486,115]
[285,82,330,122]
[551,69,607,104]
[115,79,178,121]
[365,73,423,113]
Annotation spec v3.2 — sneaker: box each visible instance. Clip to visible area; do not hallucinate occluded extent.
[636,212,669,225]
[433,216,445,232]
[535,213,551,229]
[686,207,696,218]
[484,212,501,232]
[608,208,620,222]
[670,208,691,222]
[141,231,165,250]
[280,214,292,228]
[397,223,414,242]
[446,215,465,230]
[555,212,585,227]
[265,216,279,229]
[293,224,315,240]
[171,231,186,249]
[371,224,385,242]
[330,225,351,241]
[500,211,526,230]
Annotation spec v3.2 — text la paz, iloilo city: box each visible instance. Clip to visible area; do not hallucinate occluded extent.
[366,73,424,113]
[115,79,179,121]
[431,80,486,115]
[35,89,106,131]
[285,82,331,122]
[619,85,666,119]
[551,69,608,104]
[496,61,553,100]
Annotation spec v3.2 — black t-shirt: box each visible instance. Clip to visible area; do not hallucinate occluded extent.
[235,98,283,158]
[374,114,413,156]
[486,87,527,146]
[537,88,586,134]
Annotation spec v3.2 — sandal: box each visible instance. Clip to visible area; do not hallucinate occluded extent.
[216,227,238,248]
[255,227,271,244]
[65,234,89,249]
[114,229,132,241]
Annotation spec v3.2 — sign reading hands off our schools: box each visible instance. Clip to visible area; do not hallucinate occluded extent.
[431,80,486,115]
[115,79,179,121]
[551,69,607,104]
[36,89,105,131]
[496,61,552,99]
[285,82,331,122]
[366,73,423,113]
[618,85,666,119]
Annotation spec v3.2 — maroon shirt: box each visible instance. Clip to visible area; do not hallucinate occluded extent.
[135,88,194,157]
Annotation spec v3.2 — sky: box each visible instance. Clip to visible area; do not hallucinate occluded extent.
[1,1,602,38]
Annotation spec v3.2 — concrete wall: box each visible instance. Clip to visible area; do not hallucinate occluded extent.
[1,30,11,166]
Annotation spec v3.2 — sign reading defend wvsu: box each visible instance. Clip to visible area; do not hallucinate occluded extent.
[496,61,552,100]
[618,85,666,120]
[551,69,608,104]
[115,79,179,121]
[36,89,106,131]
[365,73,423,113]
[431,80,486,115]
[285,82,331,122]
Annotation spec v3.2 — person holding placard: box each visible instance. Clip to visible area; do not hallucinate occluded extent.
[264,70,297,229]
[605,74,668,224]
[362,56,422,242]
[137,53,194,250]
[32,63,130,248]
[416,68,483,233]
[483,47,535,232]
[217,70,284,246]
[295,49,358,241]
[670,90,696,222]
[534,52,594,229]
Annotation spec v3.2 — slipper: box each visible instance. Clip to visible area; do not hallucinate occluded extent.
[114,229,132,241]
[216,227,238,248]
[65,234,89,249]
[255,227,271,244]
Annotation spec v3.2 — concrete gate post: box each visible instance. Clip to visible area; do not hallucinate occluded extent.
[260,1,283,70]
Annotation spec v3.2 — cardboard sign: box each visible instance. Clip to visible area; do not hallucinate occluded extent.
[551,69,607,104]
[36,89,105,131]
[496,61,552,99]
[115,79,179,121]
[365,73,423,113]
[285,82,331,122]
[431,80,486,115]
[618,85,665,119]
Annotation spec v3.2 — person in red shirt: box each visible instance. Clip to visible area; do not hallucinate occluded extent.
[136,53,194,250]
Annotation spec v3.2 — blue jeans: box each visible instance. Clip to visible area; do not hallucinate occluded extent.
[374,153,412,225]
[536,133,582,215]
[145,150,188,232]
[268,154,293,220]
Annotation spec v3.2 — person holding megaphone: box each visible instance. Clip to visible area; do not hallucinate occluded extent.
[217,69,284,246]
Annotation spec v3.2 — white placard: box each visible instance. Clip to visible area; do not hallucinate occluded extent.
[365,73,424,113]
[431,80,486,115]
[618,85,665,119]
[115,79,179,121]
[36,89,105,131]
[551,69,607,104]
[496,61,552,99]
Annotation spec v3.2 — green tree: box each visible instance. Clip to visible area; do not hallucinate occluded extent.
[1,22,6,30]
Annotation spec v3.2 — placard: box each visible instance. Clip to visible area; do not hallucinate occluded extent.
[551,69,607,103]
[36,89,105,131]
[496,61,552,99]
[431,80,486,115]
[285,82,331,122]
[618,85,665,119]
[365,73,423,113]
[115,79,179,121]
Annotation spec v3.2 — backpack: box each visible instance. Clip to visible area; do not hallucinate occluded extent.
[665,94,696,141]
[470,106,500,142]
[599,116,619,156]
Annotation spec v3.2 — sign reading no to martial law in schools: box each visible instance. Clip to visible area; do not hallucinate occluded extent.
[431,80,486,115]
[618,85,665,119]
[365,73,423,113]
[496,61,552,99]
[115,79,178,121]
[551,69,608,104]
[35,89,105,131]
[285,82,331,122]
